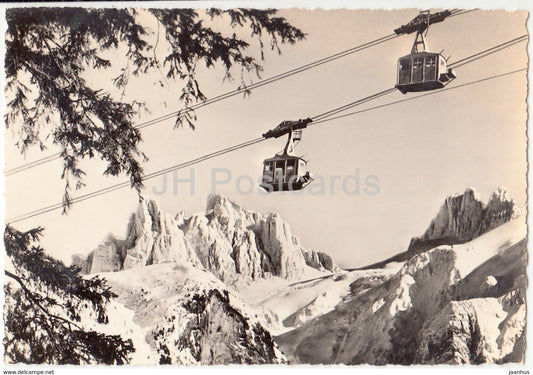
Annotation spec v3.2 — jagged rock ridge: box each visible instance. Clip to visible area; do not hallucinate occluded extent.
[408,187,516,255]
[275,189,526,365]
[74,194,337,284]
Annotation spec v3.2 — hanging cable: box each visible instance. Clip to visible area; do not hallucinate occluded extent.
[6,8,480,177]
[307,34,527,124]
[5,33,400,176]
[310,68,526,126]
[448,9,479,18]
[135,34,400,130]
[448,35,527,69]
[7,137,265,224]
[5,153,61,176]
[6,13,526,223]
[7,67,526,225]
[311,88,397,122]
[7,25,524,178]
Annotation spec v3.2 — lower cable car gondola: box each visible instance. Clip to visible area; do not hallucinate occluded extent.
[260,118,313,192]
[394,10,456,94]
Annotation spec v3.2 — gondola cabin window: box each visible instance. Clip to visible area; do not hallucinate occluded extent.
[275,160,285,182]
[259,118,314,192]
[394,10,456,94]
[286,159,296,181]
[263,162,273,179]
[412,57,424,82]
[299,160,306,174]
[425,56,437,81]
[398,59,411,85]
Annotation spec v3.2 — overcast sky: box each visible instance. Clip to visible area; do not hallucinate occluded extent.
[4,8,528,268]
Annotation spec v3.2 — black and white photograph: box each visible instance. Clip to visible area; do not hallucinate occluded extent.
[1,1,530,371]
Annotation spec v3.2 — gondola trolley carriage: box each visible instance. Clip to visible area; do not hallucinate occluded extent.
[394,10,457,94]
[260,118,313,192]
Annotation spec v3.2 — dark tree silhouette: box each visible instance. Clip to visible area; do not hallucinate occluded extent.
[5,8,305,208]
[4,225,135,364]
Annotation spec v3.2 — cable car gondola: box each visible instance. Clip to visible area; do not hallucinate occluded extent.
[260,118,313,192]
[394,10,457,94]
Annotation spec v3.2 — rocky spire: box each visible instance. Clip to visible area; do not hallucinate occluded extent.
[73,194,337,283]
[408,187,517,254]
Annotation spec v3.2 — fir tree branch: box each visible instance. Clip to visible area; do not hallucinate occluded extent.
[5,270,82,330]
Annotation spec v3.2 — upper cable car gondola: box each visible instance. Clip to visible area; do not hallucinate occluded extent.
[260,118,313,192]
[394,10,457,94]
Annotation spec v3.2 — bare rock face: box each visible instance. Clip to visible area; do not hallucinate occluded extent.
[416,293,526,364]
[71,254,89,273]
[181,194,332,282]
[72,235,126,274]
[277,247,460,365]
[74,194,336,282]
[103,262,286,365]
[153,289,285,364]
[182,194,266,283]
[408,188,516,254]
[259,212,308,279]
[301,248,336,272]
[480,188,516,233]
[75,197,192,274]
[87,240,124,274]
[122,197,193,270]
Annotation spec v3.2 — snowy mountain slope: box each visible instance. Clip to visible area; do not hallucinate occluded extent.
[416,293,526,364]
[452,217,525,278]
[276,217,527,365]
[69,194,342,363]
[454,238,526,301]
[100,262,286,364]
[242,264,402,335]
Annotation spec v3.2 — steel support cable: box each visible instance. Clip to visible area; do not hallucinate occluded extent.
[7,88,401,223]
[135,33,400,130]
[308,35,527,124]
[7,137,265,224]
[311,88,397,122]
[5,33,399,176]
[310,68,527,127]
[5,153,61,175]
[11,86,406,223]
[5,10,482,176]
[8,67,526,224]
[8,17,526,222]
[448,35,528,69]
[8,33,528,224]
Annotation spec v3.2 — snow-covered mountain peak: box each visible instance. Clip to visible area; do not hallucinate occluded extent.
[489,186,512,203]
[407,187,516,255]
[74,194,337,285]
